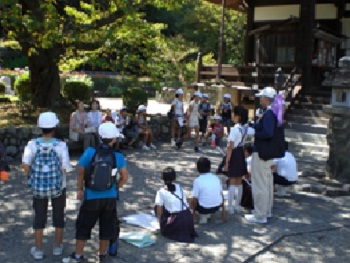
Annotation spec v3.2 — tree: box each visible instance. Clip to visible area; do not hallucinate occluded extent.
[0,0,189,108]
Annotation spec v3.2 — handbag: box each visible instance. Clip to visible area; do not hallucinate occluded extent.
[255,111,285,161]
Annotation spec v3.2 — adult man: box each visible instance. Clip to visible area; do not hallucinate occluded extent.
[272,141,298,196]
[191,157,223,224]
[245,87,280,224]
[63,123,128,263]
[23,112,72,260]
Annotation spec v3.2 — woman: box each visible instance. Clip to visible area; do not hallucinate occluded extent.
[225,105,249,214]
[88,100,103,129]
[170,89,185,147]
[188,91,201,152]
[134,105,156,151]
[155,167,197,243]
[69,100,97,150]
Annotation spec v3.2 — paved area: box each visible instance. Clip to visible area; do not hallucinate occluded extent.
[0,142,350,263]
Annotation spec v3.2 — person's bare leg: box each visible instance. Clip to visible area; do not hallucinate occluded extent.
[75,240,86,255]
[34,229,44,250]
[54,228,64,247]
[98,240,109,255]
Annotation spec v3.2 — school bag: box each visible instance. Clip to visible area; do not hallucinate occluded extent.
[0,143,10,181]
[29,139,62,199]
[85,147,116,191]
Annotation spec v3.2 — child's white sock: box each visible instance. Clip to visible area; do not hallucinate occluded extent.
[235,184,243,208]
[228,185,235,209]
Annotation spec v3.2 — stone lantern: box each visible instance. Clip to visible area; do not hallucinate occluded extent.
[323,57,350,180]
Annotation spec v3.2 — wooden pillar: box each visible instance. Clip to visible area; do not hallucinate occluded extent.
[299,0,315,91]
[216,0,226,82]
[244,0,255,66]
[196,52,202,83]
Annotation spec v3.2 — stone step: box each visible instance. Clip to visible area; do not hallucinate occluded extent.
[297,95,330,104]
[289,141,329,153]
[291,103,324,110]
[286,115,329,126]
[285,122,328,134]
[295,183,350,196]
[288,108,330,118]
[285,129,328,144]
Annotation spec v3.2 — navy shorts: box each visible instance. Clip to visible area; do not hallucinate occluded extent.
[32,189,66,229]
[76,198,117,240]
[196,204,221,215]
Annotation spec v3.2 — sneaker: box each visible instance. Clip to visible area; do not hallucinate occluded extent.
[245,214,267,224]
[62,253,85,263]
[251,210,272,218]
[276,186,288,196]
[171,140,176,147]
[194,146,199,153]
[99,254,107,263]
[142,145,150,151]
[199,214,208,224]
[30,247,44,260]
[53,244,64,256]
[150,144,157,150]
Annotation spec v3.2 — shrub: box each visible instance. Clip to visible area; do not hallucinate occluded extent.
[122,87,148,113]
[106,86,123,97]
[62,75,93,103]
[0,82,5,95]
[14,72,32,101]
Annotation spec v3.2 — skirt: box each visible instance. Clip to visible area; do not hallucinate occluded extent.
[160,208,198,243]
[228,146,247,178]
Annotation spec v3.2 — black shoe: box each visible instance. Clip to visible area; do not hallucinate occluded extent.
[194,146,199,152]
[62,253,85,263]
[99,254,107,263]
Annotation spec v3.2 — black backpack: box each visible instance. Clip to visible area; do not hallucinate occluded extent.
[85,147,117,191]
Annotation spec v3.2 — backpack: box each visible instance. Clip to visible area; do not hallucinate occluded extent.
[85,147,117,191]
[29,139,62,199]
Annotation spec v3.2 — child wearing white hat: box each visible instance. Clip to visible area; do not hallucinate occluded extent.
[170,89,185,147]
[188,91,202,152]
[135,105,157,151]
[218,94,233,134]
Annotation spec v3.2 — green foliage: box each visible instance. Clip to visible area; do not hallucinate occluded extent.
[14,72,32,102]
[122,87,149,113]
[0,83,5,95]
[106,86,123,97]
[62,75,93,103]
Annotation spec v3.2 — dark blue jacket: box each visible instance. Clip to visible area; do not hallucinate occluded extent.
[254,109,276,152]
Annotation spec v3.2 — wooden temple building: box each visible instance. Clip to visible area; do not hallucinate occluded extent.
[203,0,350,91]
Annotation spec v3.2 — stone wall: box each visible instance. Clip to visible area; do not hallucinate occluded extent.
[1,116,172,162]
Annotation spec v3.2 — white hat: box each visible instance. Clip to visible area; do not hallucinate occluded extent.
[99,123,119,139]
[214,115,222,120]
[194,91,201,97]
[176,89,184,95]
[224,93,231,99]
[203,93,209,99]
[257,87,276,98]
[37,112,59,128]
[120,106,128,111]
[138,105,147,111]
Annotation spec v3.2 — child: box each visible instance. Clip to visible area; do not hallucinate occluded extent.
[170,89,185,147]
[135,105,157,151]
[188,91,201,152]
[204,115,224,147]
[102,109,114,123]
[199,94,211,142]
[225,106,249,214]
[218,93,233,134]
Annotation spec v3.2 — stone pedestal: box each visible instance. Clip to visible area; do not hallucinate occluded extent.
[324,106,350,180]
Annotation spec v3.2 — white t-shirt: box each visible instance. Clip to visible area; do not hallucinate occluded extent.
[88,110,103,129]
[273,151,298,182]
[227,124,243,148]
[246,156,252,172]
[155,183,188,213]
[189,100,200,119]
[22,138,72,188]
[192,173,223,208]
[172,98,184,116]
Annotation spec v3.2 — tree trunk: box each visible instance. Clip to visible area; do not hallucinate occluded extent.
[28,48,61,108]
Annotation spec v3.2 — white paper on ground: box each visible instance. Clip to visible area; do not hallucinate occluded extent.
[122,213,160,231]
[119,232,155,248]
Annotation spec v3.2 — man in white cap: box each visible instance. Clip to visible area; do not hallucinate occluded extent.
[63,123,128,263]
[170,88,185,147]
[199,93,211,143]
[188,91,202,152]
[22,112,72,260]
[245,87,280,224]
[218,94,233,134]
